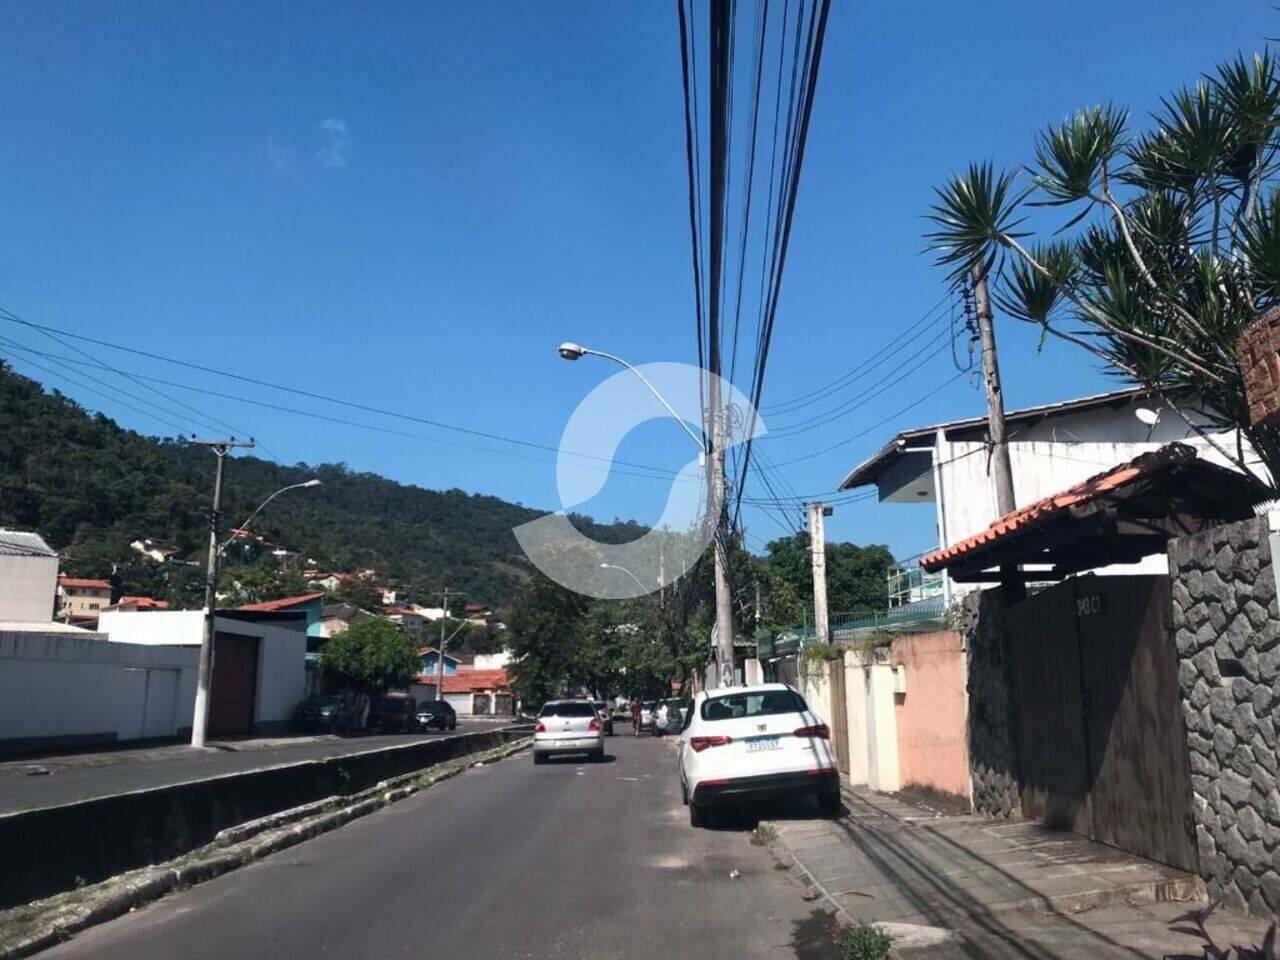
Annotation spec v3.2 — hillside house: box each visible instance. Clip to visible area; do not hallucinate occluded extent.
[57,576,112,623]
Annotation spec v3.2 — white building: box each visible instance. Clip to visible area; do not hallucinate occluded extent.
[840,388,1263,603]
[0,623,197,755]
[0,530,59,622]
[98,608,308,737]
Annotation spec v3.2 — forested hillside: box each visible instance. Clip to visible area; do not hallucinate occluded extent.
[0,365,646,609]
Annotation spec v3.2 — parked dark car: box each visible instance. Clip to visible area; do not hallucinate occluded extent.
[416,700,458,731]
[292,694,355,733]
[367,693,418,733]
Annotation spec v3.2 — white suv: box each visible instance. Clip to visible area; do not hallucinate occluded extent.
[533,700,605,764]
[678,683,839,827]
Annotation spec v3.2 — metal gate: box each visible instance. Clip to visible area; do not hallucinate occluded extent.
[827,658,850,776]
[209,633,259,737]
[1007,575,1197,871]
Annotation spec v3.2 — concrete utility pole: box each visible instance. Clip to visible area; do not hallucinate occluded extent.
[435,588,468,703]
[707,392,735,688]
[754,579,762,632]
[808,502,832,645]
[191,437,255,748]
[972,266,1017,516]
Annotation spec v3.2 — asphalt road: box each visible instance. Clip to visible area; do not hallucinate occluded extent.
[37,733,840,960]
[0,727,495,814]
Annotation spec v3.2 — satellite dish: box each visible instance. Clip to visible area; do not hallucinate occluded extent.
[1135,407,1160,426]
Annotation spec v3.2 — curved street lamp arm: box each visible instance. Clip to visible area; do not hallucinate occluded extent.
[582,348,707,454]
[220,481,318,557]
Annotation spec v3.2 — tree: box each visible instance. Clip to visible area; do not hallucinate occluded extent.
[925,52,1280,485]
[758,533,894,615]
[506,572,589,705]
[317,617,419,720]
[221,562,309,605]
[330,576,385,613]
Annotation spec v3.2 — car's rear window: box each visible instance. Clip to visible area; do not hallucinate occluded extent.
[701,690,807,722]
[539,701,597,718]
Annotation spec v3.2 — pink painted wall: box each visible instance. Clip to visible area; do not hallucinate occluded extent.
[891,631,970,798]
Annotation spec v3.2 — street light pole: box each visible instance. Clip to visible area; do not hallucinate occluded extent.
[600,562,648,595]
[559,341,735,688]
[190,438,254,748]
[220,478,322,558]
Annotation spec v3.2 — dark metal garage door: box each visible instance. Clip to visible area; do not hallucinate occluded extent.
[1007,574,1197,871]
[209,632,259,737]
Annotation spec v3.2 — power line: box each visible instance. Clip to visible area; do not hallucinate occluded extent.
[0,313,696,480]
[769,370,970,468]
[762,292,955,414]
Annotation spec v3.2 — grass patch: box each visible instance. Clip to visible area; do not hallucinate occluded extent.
[839,920,892,960]
[752,824,779,846]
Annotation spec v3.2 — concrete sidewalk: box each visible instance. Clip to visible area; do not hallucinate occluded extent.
[766,784,1274,958]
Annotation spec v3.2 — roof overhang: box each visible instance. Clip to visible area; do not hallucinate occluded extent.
[920,444,1269,582]
[838,387,1156,491]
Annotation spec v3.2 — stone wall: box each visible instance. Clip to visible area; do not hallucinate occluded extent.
[1170,516,1280,919]
[963,589,1021,819]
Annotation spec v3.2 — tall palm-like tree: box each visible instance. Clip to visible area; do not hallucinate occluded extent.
[925,52,1280,486]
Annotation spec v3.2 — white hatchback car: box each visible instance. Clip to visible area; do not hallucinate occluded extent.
[533,699,605,764]
[678,683,839,826]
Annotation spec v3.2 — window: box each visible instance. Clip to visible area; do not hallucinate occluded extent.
[701,689,807,722]
[538,701,597,718]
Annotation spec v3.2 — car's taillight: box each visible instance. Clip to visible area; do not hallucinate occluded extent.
[794,724,830,739]
[588,719,600,732]
[535,721,546,733]
[690,735,733,752]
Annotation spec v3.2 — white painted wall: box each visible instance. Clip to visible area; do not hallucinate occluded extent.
[0,554,58,622]
[0,629,198,745]
[98,611,306,728]
[469,651,511,670]
[863,663,900,792]
[843,650,870,785]
[253,623,307,726]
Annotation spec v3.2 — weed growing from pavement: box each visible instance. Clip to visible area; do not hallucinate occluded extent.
[752,824,779,846]
[839,920,892,960]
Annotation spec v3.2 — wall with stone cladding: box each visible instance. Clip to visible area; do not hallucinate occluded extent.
[1170,516,1280,919]
[963,588,1021,819]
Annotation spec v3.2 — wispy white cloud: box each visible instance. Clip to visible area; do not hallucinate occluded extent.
[315,118,350,169]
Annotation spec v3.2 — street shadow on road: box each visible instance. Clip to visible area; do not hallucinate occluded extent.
[701,795,839,832]
[787,907,843,959]
[537,755,618,765]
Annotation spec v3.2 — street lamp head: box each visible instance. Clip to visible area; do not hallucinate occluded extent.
[301,479,322,488]
[558,341,586,361]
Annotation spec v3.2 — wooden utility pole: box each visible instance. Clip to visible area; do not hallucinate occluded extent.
[972,266,1016,516]
[190,437,255,748]
[808,502,832,645]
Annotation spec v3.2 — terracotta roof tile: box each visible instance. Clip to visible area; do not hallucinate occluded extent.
[921,443,1196,573]
[237,592,326,612]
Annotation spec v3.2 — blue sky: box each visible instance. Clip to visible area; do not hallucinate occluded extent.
[0,1,1273,561]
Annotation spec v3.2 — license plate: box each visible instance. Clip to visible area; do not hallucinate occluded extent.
[746,736,781,752]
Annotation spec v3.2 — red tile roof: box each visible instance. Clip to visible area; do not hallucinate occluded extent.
[921,443,1202,573]
[414,668,511,693]
[58,576,111,590]
[117,596,169,610]
[237,592,326,612]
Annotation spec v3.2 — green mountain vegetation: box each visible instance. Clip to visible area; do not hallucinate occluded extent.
[0,364,646,610]
[0,365,896,648]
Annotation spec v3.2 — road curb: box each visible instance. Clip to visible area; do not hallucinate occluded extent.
[762,820,959,953]
[0,737,531,960]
